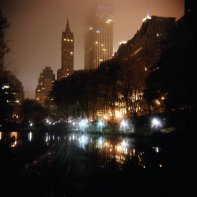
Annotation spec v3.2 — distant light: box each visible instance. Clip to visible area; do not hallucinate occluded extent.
[151,118,162,129]
[153,146,160,153]
[115,110,123,119]
[96,30,100,33]
[155,99,161,106]
[106,18,112,24]
[142,13,151,22]
[2,85,10,89]
[119,41,127,45]
[28,132,32,142]
[89,27,93,30]
[64,38,66,41]
[120,120,130,132]
[78,119,89,132]
[97,120,105,132]
[15,100,20,103]
[70,52,73,55]
[78,135,88,149]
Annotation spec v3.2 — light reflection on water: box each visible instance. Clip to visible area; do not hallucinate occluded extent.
[0,131,163,169]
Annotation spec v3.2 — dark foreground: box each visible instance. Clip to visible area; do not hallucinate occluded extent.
[0,130,196,197]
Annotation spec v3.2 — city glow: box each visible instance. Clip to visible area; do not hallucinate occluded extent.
[115,110,123,119]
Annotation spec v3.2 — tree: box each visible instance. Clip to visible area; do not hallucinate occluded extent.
[21,99,48,126]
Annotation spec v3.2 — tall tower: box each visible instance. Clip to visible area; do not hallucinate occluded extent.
[85,1,113,70]
[57,18,74,80]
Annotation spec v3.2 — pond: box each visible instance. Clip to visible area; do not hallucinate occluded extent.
[0,130,195,197]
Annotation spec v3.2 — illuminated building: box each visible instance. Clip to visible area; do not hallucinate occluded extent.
[57,18,74,80]
[1,71,24,104]
[117,15,176,69]
[0,71,24,122]
[35,66,55,107]
[85,1,113,70]
[115,15,176,115]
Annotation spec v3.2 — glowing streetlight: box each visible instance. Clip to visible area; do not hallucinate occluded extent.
[151,118,162,129]
[120,120,128,132]
[97,119,105,132]
[78,119,89,132]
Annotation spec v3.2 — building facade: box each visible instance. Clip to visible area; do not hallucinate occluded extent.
[115,15,176,115]
[0,71,24,122]
[57,19,74,80]
[85,1,113,70]
[35,67,55,107]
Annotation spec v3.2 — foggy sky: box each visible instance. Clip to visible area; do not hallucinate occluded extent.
[0,0,184,99]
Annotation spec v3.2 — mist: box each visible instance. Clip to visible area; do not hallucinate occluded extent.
[0,0,184,98]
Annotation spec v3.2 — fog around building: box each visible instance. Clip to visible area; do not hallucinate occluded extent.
[0,0,184,98]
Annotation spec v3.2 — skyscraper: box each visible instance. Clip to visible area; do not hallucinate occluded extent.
[57,18,74,80]
[35,66,55,106]
[85,1,113,70]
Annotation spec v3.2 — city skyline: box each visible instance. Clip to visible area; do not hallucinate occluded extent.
[0,0,184,98]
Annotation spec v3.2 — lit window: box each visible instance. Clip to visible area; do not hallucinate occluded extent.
[106,19,112,24]
[2,85,10,89]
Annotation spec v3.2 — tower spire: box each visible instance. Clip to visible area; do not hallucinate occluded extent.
[65,17,71,33]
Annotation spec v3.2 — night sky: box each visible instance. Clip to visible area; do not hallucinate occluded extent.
[0,0,184,98]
